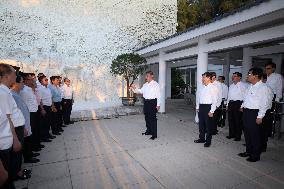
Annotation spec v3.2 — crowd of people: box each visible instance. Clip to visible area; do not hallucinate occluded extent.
[195,62,282,162]
[0,63,74,189]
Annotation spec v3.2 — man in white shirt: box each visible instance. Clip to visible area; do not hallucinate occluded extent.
[239,67,273,162]
[61,78,74,125]
[211,72,222,135]
[217,76,228,128]
[38,75,56,142]
[265,62,283,102]
[131,71,160,140]
[226,72,248,141]
[0,63,22,188]
[195,72,219,147]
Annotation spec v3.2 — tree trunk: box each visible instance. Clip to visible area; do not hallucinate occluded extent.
[126,78,130,97]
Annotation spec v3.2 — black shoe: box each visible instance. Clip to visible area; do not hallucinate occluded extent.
[48,135,56,139]
[32,153,40,157]
[69,121,75,124]
[234,138,241,141]
[226,136,234,139]
[39,144,45,148]
[150,136,157,140]
[204,143,211,147]
[41,139,52,142]
[32,147,41,152]
[212,131,218,135]
[24,158,40,163]
[246,157,260,162]
[261,148,267,152]
[194,139,205,143]
[61,125,67,127]
[58,128,64,132]
[22,169,32,175]
[238,152,250,157]
[142,132,151,135]
[52,132,61,136]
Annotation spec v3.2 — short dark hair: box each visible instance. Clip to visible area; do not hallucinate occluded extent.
[265,62,276,68]
[64,77,69,82]
[0,63,15,77]
[146,71,154,75]
[22,72,31,81]
[262,74,267,80]
[210,72,216,78]
[233,72,242,78]
[218,76,225,81]
[249,67,263,79]
[37,73,45,78]
[38,75,47,83]
[16,75,23,83]
[202,72,212,79]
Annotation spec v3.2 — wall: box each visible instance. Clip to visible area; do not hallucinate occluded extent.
[0,0,177,110]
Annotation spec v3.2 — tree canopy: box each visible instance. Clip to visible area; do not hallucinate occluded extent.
[177,0,255,32]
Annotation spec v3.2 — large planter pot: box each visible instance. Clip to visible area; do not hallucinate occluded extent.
[121,97,136,106]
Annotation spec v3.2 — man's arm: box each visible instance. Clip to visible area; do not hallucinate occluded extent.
[275,75,283,102]
[0,160,8,187]
[7,114,21,152]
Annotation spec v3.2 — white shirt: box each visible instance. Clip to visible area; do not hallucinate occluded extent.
[61,84,74,99]
[0,84,25,127]
[38,85,52,106]
[220,83,228,99]
[0,107,13,150]
[212,80,222,107]
[20,86,38,112]
[196,83,219,113]
[227,81,248,103]
[135,80,161,106]
[266,73,283,101]
[242,81,274,118]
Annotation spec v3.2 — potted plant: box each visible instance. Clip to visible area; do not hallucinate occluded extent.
[110,53,148,106]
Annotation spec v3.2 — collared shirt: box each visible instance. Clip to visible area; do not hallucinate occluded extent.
[266,73,283,101]
[135,80,161,106]
[0,84,25,128]
[11,91,32,136]
[20,85,38,112]
[220,83,228,99]
[34,87,41,106]
[227,81,248,104]
[196,83,219,113]
[242,81,274,119]
[61,84,74,99]
[38,85,52,106]
[48,84,62,102]
[0,107,13,150]
[212,80,223,107]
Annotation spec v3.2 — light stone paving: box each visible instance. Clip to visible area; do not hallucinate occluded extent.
[16,100,284,189]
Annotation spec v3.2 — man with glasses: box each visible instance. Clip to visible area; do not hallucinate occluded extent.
[265,62,283,102]
[238,68,273,162]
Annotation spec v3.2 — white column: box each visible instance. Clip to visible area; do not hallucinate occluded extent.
[158,51,166,113]
[272,54,282,74]
[166,64,171,98]
[223,52,230,86]
[242,47,253,81]
[122,79,125,97]
[196,37,208,94]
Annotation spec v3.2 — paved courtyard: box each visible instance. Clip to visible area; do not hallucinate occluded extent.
[16,100,284,189]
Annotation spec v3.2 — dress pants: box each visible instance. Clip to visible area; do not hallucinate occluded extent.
[23,136,33,161]
[243,108,261,159]
[40,105,52,140]
[0,148,15,189]
[143,99,157,137]
[213,105,221,133]
[11,126,24,178]
[30,111,40,148]
[62,99,73,125]
[198,104,214,143]
[218,100,227,127]
[51,102,62,133]
[260,109,272,151]
[228,100,243,138]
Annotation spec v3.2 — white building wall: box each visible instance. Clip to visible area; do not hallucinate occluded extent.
[0,0,177,111]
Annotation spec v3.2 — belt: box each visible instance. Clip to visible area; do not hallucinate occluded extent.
[243,108,258,111]
[229,100,243,103]
[144,99,157,101]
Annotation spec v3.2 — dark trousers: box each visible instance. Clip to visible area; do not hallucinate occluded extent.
[62,99,73,124]
[0,148,15,189]
[228,100,243,139]
[243,108,261,159]
[30,111,40,148]
[260,109,272,151]
[218,100,227,127]
[11,126,24,178]
[50,102,62,133]
[213,105,221,133]
[23,136,33,161]
[143,99,157,137]
[198,104,214,143]
[40,105,52,139]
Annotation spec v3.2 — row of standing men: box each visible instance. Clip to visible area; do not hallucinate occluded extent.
[196,62,282,162]
[0,63,74,189]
